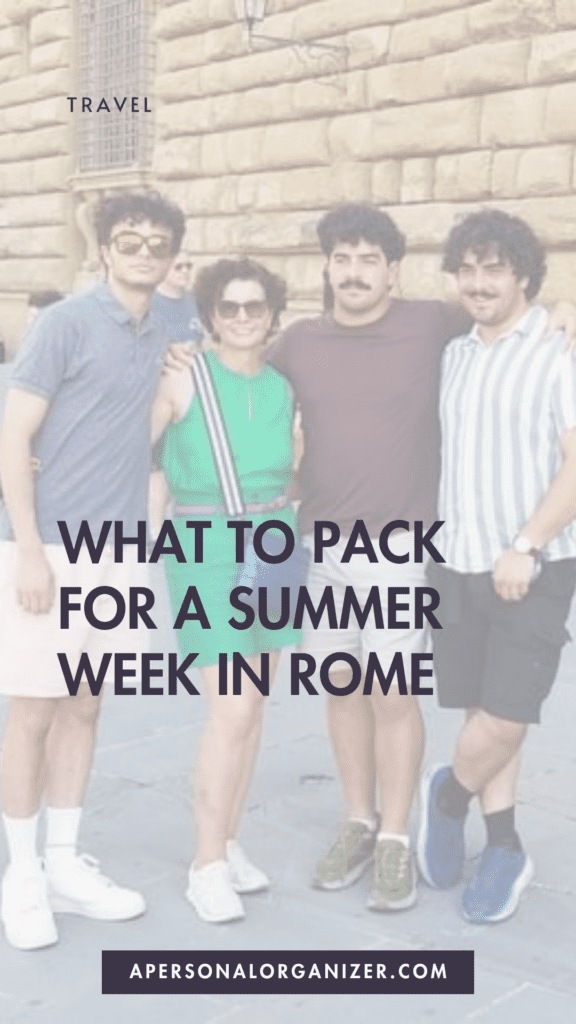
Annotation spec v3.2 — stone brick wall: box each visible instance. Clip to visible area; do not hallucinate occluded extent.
[152,0,576,313]
[0,1,75,354]
[1,1,576,350]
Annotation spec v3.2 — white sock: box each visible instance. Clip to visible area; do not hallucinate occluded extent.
[377,831,410,849]
[44,807,82,869]
[349,816,378,832]
[2,812,40,871]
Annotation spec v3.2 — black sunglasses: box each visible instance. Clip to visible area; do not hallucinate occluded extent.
[110,231,173,260]
[215,300,269,320]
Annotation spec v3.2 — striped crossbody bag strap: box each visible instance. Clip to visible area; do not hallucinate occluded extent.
[190,352,246,518]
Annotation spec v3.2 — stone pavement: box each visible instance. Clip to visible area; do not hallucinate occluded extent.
[0,567,575,1024]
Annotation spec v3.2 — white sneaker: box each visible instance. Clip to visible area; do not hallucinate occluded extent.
[186,860,245,923]
[1,863,58,950]
[46,854,145,921]
[226,840,270,894]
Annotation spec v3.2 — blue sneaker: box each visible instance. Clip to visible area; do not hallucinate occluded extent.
[462,845,534,923]
[417,765,466,889]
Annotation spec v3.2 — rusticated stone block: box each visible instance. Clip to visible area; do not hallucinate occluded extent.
[154,0,235,39]
[492,149,522,197]
[401,158,434,203]
[167,177,238,217]
[502,195,576,246]
[516,145,572,196]
[199,133,228,176]
[330,97,480,160]
[399,253,451,301]
[389,201,471,247]
[369,61,439,107]
[389,8,468,62]
[283,253,327,301]
[30,97,71,128]
[541,252,576,303]
[404,0,465,14]
[0,161,33,195]
[468,0,556,40]
[210,83,293,132]
[294,0,405,39]
[227,126,265,174]
[237,162,370,212]
[556,0,576,26]
[0,26,20,57]
[546,81,576,141]
[528,31,576,85]
[0,224,69,258]
[32,154,74,192]
[261,119,330,169]
[154,136,202,178]
[442,38,529,94]
[0,76,36,109]
[30,8,72,46]
[1,103,32,133]
[481,88,546,146]
[0,257,70,292]
[346,25,391,70]
[371,161,402,204]
[30,39,71,72]
[3,124,72,161]
[157,97,213,139]
[157,32,205,74]
[292,70,365,118]
[34,67,72,99]
[434,151,493,201]
[0,55,20,85]
[156,69,204,103]
[0,192,68,227]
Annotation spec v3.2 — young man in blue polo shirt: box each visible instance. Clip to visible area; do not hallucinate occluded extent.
[0,192,185,949]
[419,209,576,923]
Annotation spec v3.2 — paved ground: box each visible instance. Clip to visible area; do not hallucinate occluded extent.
[0,565,575,1023]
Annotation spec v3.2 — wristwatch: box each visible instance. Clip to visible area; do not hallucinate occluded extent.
[512,534,542,561]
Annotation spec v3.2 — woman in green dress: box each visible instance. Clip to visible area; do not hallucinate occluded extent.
[152,258,300,924]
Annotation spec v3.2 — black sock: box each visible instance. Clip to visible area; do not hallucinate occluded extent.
[436,768,474,818]
[484,807,522,851]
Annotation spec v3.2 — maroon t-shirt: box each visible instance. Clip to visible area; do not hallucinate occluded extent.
[269,298,471,536]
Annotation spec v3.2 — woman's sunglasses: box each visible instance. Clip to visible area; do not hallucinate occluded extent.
[215,300,269,320]
[110,231,173,260]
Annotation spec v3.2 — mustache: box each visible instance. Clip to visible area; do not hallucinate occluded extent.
[339,279,371,291]
[466,291,498,300]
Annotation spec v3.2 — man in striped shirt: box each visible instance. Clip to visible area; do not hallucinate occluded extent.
[418,209,576,923]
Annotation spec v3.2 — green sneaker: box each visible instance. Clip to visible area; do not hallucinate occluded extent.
[312,819,378,890]
[366,838,417,911]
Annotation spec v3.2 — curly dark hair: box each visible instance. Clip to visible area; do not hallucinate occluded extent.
[93,191,185,255]
[317,203,406,263]
[194,258,287,340]
[442,209,547,300]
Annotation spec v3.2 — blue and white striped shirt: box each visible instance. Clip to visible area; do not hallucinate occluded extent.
[438,305,576,572]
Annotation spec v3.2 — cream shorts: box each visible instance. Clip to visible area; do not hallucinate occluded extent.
[301,531,429,669]
[0,542,150,698]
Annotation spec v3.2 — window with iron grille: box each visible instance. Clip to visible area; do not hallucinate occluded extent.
[77,0,154,172]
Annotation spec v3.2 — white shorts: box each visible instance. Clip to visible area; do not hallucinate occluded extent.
[301,531,429,670]
[0,542,150,698]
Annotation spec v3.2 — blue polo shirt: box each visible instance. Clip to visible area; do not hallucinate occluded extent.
[2,282,168,543]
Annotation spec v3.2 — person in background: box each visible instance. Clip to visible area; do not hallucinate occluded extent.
[26,292,65,329]
[151,249,203,344]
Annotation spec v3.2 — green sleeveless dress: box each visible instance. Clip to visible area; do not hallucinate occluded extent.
[161,349,301,666]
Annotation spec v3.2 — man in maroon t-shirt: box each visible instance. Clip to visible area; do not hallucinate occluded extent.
[269,203,471,912]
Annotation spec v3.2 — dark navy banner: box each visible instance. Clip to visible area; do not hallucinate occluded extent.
[102,950,474,995]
